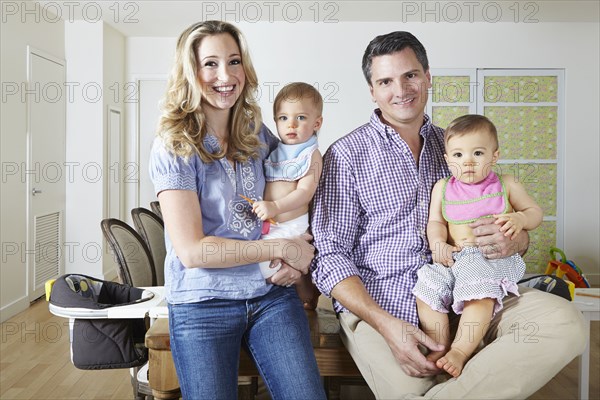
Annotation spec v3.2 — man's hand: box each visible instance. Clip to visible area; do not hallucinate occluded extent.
[379,317,443,377]
[469,218,528,259]
[331,277,443,377]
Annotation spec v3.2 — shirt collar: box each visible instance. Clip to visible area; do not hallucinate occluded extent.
[203,133,221,153]
[370,109,433,141]
[419,114,433,139]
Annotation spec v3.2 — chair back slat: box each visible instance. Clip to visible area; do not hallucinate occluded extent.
[132,207,166,286]
[150,201,162,220]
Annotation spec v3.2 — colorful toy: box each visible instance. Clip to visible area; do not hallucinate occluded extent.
[545,247,590,291]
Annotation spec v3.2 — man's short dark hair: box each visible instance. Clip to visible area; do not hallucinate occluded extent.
[362,31,429,85]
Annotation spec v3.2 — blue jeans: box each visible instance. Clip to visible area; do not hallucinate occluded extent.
[168,286,326,400]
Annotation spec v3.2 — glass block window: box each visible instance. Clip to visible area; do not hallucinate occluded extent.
[483,76,558,103]
[432,106,470,129]
[428,70,476,129]
[487,106,558,160]
[428,69,563,273]
[432,76,472,103]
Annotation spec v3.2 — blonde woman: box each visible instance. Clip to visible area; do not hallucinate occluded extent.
[149,21,326,400]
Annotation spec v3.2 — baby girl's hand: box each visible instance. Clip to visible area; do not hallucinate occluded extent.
[252,201,279,221]
[431,242,459,267]
[493,212,525,240]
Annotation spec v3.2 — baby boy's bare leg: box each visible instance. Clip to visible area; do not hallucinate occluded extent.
[295,275,321,310]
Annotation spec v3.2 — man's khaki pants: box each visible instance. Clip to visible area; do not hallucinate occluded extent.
[339,287,587,399]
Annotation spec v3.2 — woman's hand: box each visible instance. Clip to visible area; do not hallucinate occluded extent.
[279,233,315,274]
[267,262,304,287]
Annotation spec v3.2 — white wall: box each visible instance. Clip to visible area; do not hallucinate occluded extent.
[64,21,127,281]
[1,16,127,321]
[102,23,126,279]
[125,21,599,281]
[0,11,65,321]
[63,21,104,279]
[124,37,175,218]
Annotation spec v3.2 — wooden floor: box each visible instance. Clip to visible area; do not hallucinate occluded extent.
[1,298,598,400]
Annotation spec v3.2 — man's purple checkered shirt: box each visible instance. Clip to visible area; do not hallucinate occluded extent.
[311,110,450,326]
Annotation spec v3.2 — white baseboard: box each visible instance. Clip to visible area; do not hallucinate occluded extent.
[0,296,30,323]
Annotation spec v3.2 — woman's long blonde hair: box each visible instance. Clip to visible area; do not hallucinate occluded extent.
[157,21,262,162]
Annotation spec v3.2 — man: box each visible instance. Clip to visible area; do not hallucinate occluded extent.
[311,31,585,399]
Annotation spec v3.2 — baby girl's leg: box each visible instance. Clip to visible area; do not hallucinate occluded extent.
[437,298,495,377]
[295,275,321,310]
[416,298,451,363]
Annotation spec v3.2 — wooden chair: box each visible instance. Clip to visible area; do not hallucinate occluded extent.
[101,218,156,287]
[131,207,166,286]
[150,201,162,220]
[145,297,367,400]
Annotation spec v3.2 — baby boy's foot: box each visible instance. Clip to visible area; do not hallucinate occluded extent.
[436,348,469,377]
[295,276,321,310]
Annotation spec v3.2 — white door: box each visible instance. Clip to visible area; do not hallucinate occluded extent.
[27,48,66,301]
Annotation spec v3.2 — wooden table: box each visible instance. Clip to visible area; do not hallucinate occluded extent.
[145,304,364,399]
